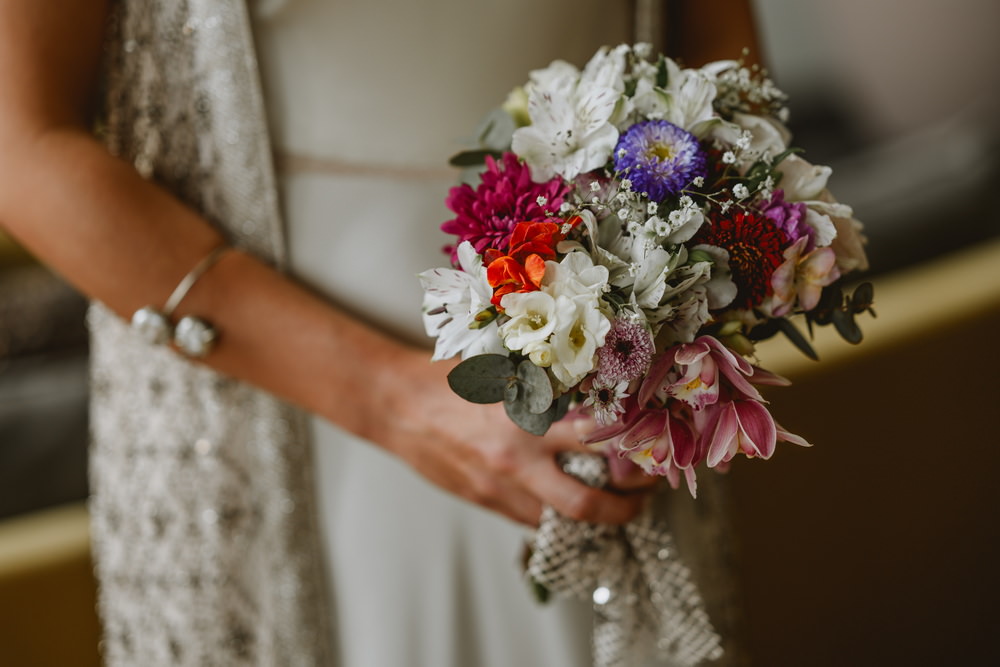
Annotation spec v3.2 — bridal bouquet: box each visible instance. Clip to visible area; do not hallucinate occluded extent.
[419,44,873,497]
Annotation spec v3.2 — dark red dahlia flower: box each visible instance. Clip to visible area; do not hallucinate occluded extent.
[695,211,786,310]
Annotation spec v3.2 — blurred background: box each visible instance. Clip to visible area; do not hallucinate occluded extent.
[1,0,998,664]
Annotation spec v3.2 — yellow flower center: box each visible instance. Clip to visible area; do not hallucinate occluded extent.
[647,142,675,161]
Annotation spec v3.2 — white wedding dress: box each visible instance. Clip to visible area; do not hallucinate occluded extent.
[252,1,629,665]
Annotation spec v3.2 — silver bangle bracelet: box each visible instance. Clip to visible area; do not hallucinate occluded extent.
[130,244,231,358]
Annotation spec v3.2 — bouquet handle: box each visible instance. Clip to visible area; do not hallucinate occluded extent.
[527,453,724,666]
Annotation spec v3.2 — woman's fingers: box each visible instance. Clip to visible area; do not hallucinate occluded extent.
[517,456,646,525]
[606,454,661,492]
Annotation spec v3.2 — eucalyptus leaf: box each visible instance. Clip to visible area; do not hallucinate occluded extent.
[516,361,554,414]
[777,317,818,361]
[850,282,874,312]
[832,309,864,344]
[448,149,503,168]
[747,318,780,342]
[504,381,519,405]
[447,354,516,404]
[504,398,557,436]
[550,393,572,423]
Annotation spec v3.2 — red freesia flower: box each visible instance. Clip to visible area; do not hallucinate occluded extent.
[484,221,563,309]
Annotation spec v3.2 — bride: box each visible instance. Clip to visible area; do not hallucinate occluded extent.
[0,0,758,664]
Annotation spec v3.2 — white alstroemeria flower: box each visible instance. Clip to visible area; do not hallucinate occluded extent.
[512,46,628,181]
[549,301,611,388]
[658,288,711,346]
[418,242,505,361]
[776,154,832,201]
[498,291,575,352]
[664,204,705,244]
[691,244,737,310]
[630,247,675,310]
[629,58,718,136]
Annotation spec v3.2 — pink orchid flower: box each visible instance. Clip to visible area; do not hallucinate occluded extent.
[640,335,765,409]
[583,400,703,497]
[696,396,812,468]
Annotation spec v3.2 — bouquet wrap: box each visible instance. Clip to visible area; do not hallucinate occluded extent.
[529,453,722,667]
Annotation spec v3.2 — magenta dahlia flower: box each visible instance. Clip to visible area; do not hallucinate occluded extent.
[441,152,569,265]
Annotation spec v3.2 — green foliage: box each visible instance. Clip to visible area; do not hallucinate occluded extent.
[805,281,876,346]
[448,149,504,168]
[447,354,560,435]
[745,280,876,360]
[447,354,516,403]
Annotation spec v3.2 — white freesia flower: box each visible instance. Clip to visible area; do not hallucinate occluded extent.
[776,154,832,201]
[512,46,628,181]
[499,291,574,352]
[418,241,505,361]
[524,340,554,367]
[566,209,635,286]
[542,251,610,304]
[549,301,611,388]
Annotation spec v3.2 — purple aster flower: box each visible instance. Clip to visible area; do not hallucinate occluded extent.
[596,318,654,385]
[441,152,569,265]
[613,120,708,202]
[760,189,815,250]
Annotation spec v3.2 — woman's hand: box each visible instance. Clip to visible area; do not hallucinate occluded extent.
[363,348,655,527]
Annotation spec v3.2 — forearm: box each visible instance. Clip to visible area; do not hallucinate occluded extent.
[0,125,411,439]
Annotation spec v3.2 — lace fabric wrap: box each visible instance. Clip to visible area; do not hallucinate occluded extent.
[89,1,332,664]
[529,454,725,666]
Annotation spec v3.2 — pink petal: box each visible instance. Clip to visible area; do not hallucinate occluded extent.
[663,462,681,490]
[749,365,792,387]
[620,411,667,452]
[733,400,777,459]
[638,348,678,406]
[668,415,698,468]
[705,403,738,468]
[776,421,812,447]
[683,466,698,499]
[673,340,710,366]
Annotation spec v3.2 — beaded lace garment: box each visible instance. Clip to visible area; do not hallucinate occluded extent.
[89,1,332,664]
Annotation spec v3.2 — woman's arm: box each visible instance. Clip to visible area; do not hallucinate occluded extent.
[0,0,647,526]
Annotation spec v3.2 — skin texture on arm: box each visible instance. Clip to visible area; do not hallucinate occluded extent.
[0,0,649,527]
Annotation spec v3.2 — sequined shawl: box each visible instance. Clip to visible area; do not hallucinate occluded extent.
[89,1,333,664]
